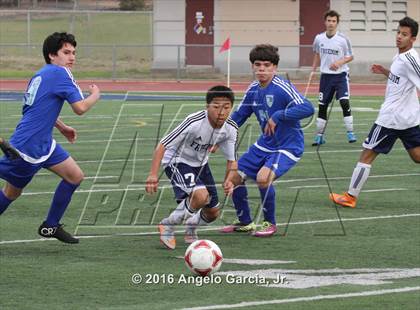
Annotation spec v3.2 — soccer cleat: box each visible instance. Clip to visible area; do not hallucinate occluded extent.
[184,225,198,244]
[219,220,256,233]
[38,222,79,244]
[253,221,277,237]
[329,192,357,208]
[347,131,357,143]
[158,223,176,250]
[0,137,21,160]
[312,135,326,146]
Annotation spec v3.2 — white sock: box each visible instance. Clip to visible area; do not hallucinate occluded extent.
[162,198,194,225]
[344,116,354,132]
[316,117,327,135]
[185,209,211,227]
[348,162,371,197]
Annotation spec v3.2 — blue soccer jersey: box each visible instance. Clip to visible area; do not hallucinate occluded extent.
[231,75,314,159]
[10,64,83,163]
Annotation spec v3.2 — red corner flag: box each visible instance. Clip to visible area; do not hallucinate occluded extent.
[219,37,231,53]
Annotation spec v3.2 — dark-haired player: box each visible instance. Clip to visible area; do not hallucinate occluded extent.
[0,32,100,243]
[221,44,314,237]
[330,17,420,208]
[311,10,356,145]
[146,85,238,250]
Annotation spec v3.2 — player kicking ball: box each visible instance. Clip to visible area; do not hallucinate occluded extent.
[221,44,315,237]
[145,85,238,250]
[0,32,100,243]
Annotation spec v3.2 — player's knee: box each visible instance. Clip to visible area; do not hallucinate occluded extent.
[256,178,271,189]
[190,189,209,208]
[409,152,420,163]
[74,170,85,184]
[339,99,351,117]
[256,171,274,189]
[3,187,22,200]
[406,147,420,163]
[203,207,219,222]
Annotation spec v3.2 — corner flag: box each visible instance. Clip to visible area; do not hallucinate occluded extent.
[219,37,231,87]
[219,37,231,53]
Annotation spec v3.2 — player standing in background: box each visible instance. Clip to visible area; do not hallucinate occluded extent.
[311,10,356,146]
[220,44,314,237]
[330,17,420,208]
[146,85,238,250]
[0,32,100,243]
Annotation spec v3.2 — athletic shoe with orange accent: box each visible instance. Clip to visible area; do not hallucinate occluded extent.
[158,223,176,250]
[329,192,357,208]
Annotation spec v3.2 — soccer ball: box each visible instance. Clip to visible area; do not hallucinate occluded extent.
[184,239,223,276]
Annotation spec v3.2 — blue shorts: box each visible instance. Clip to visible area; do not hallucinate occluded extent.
[319,72,350,104]
[362,124,420,154]
[164,162,219,208]
[238,145,298,180]
[0,143,69,189]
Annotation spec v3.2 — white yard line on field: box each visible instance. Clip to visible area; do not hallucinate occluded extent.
[179,286,420,310]
[1,213,419,245]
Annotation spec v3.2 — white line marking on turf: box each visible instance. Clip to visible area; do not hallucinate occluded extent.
[1,213,419,244]
[174,258,297,265]
[179,287,420,310]
[18,173,420,196]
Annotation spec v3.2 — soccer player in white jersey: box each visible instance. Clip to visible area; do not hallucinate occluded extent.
[311,10,356,145]
[0,32,100,243]
[145,85,238,250]
[330,17,420,208]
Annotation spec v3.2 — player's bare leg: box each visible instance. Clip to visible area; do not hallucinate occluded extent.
[3,182,22,200]
[407,146,420,163]
[0,182,23,215]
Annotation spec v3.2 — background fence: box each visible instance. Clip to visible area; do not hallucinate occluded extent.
[1,9,418,81]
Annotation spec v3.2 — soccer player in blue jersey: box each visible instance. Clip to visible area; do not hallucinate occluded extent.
[220,44,314,237]
[311,10,356,146]
[0,32,100,243]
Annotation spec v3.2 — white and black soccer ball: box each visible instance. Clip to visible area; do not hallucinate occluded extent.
[184,239,223,276]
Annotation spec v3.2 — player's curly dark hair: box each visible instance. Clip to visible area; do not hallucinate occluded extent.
[399,16,418,37]
[206,85,234,105]
[43,32,77,64]
[249,44,279,66]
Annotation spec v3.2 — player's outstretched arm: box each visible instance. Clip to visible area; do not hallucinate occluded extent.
[71,84,101,115]
[371,64,390,77]
[145,143,166,194]
[55,118,77,143]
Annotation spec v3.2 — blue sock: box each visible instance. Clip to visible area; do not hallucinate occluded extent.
[45,180,79,227]
[232,185,252,224]
[259,185,276,224]
[0,190,13,215]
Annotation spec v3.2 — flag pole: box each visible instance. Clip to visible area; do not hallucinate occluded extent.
[227,47,231,87]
